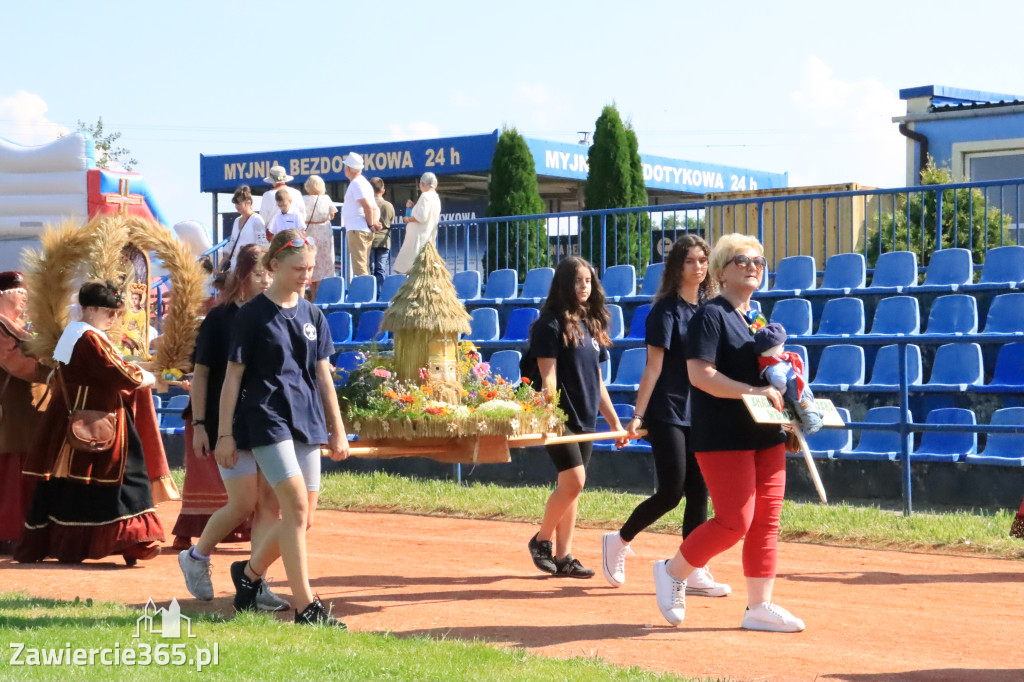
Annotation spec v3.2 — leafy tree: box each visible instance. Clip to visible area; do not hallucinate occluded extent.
[485,127,548,277]
[864,159,1012,273]
[75,117,137,170]
[581,105,651,271]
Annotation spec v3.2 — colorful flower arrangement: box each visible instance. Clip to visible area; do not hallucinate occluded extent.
[336,341,566,440]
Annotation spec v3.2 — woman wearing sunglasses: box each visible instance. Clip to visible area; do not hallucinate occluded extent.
[215,229,349,627]
[651,234,805,633]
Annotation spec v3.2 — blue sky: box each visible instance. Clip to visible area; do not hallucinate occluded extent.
[1,0,1021,228]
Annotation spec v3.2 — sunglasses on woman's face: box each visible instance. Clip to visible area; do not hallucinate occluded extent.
[729,254,768,270]
[272,236,313,259]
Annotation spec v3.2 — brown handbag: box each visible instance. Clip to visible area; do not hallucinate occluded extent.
[58,367,117,453]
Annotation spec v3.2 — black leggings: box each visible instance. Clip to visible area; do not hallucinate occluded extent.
[619,420,709,543]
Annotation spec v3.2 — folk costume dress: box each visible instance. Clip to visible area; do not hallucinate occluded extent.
[0,312,49,544]
[15,322,164,563]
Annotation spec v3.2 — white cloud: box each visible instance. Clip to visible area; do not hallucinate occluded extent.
[451,90,478,108]
[510,82,569,130]
[787,56,905,188]
[0,91,68,145]
[388,121,441,141]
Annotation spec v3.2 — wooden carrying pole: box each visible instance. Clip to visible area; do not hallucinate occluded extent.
[337,429,647,460]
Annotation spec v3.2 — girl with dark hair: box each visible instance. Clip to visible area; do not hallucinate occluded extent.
[176,244,291,610]
[214,229,349,626]
[527,256,623,578]
[602,235,731,597]
[17,280,165,565]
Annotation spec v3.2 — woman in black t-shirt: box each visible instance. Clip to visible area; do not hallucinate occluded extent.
[651,233,805,634]
[215,229,350,627]
[602,235,729,597]
[527,257,623,579]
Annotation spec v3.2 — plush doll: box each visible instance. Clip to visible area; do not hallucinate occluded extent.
[754,322,822,435]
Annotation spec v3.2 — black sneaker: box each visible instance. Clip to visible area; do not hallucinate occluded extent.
[295,597,347,629]
[554,554,595,579]
[528,533,557,574]
[230,560,260,612]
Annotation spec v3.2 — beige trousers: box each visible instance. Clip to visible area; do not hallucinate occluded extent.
[346,230,374,277]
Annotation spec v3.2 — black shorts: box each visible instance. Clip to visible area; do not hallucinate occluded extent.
[546,424,593,472]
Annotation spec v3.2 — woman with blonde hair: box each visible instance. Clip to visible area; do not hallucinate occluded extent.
[651,233,804,633]
[302,175,337,302]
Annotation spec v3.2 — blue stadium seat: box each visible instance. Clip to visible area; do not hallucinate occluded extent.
[962,245,1024,292]
[160,394,190,436]
[332,350,365,383]
[453,270,482,301]
[466,308,500,342]
[919,343,984,391]
[810,345,864,391]
[868,251,918,293]
[972,342,1024,393]
[314,276,345,308]
[606,347,646,392]
[477,269,518,304]
[337,310,388,346]
[151,394,163,428]
[326,311,353,345]
[623,262,664,302]
[503,307,539,341]
[519,267,554,303]
[921,294,978,336]
[785,344,808,372]
[602,264,637,301]
[849,344,922,392]
[594,404,650,452]
[804,407,853,458]
[488,349,522,385]
[815,297,865,337]
[769,298,813,338]
[601,357,611,384]
[964,407,1024,466]
[912,408,977,462]
[625,304,652,341]
[981,293,1024,335]
[607,304,625,340]
[917,248,972,293]
[835,406,912,461]
[817,253,866,295]
[378,274,407,303]
[869,296,920,336]
[768,255,816,295]
[345,275,377,307]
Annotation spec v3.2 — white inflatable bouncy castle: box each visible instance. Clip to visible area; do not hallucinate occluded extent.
[0,133,194,271]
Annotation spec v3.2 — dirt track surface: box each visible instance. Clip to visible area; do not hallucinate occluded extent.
[3,503,1023,682]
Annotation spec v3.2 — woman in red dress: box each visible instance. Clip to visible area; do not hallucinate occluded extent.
[16,280,165,565]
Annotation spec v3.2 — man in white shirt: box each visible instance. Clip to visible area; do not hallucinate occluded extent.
[341,153,380,277]
[260,165,306,226]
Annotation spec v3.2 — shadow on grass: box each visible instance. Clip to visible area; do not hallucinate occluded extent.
[778,570,1024,586]
[395,623,738,648]
[0,595,138,630]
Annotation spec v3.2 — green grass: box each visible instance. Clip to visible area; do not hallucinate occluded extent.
[0,593,700,682]
[310,471,1024,559]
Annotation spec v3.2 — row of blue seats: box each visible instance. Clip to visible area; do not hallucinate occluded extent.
[770,292,1024,339]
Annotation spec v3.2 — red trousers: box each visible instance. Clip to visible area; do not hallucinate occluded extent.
[680,443,786,578]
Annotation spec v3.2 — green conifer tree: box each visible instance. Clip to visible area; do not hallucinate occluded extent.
[485,127,547,277]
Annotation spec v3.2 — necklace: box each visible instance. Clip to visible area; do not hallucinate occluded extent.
[269,294,301,321]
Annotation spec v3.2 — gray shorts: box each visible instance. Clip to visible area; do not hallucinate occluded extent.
[217,449,258,481]
[251,440,321,492]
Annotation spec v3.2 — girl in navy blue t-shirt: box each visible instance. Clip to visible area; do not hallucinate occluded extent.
[527,257,623,579]
[215,229,350,627]
[602,235,730,597]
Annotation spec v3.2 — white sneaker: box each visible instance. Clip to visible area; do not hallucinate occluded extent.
[255,580,291,612]
[601,532,634,587]
[741,602,806,633]
[652,560,686,626]
[685,565,732,597]
[178,548,214,601]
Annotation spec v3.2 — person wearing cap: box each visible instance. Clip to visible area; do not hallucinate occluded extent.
[651,233,805,634]
[393,172,441,274]
[17,280,164,565]
[341,153,380,278]
[0,272,49,550]
[260,165,306,228]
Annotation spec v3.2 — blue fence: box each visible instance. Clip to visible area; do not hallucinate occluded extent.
[157,176,1024,513]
